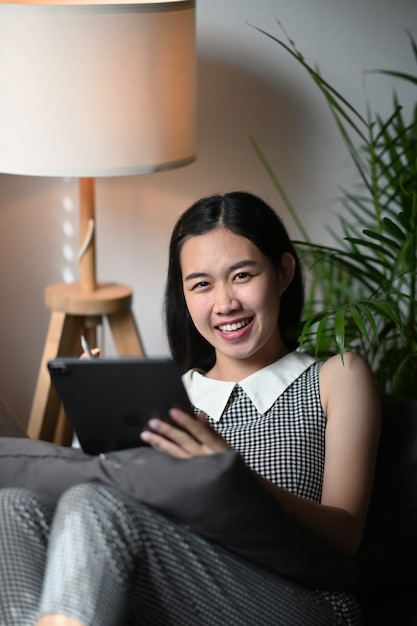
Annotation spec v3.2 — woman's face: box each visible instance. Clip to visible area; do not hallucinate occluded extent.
[180,227,294,375]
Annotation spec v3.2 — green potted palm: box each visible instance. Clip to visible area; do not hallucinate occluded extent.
[250,24,417,399]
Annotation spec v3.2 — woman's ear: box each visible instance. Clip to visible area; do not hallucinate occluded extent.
[279,252,296,293]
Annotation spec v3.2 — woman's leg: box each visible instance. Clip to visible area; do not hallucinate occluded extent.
[38,484,133,626]
[37,483,354,626]
[37,618,82,626]
[0,488,53,626]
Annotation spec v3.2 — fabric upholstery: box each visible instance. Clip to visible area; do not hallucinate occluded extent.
[357,394,417,625]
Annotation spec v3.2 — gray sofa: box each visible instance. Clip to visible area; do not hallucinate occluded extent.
[0,393,416,624]
[357,394,417,625]
[0,395,28,438]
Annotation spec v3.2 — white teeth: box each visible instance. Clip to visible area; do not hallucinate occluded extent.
[218,320,249,332]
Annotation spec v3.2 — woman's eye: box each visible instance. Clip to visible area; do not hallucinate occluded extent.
[193,281,209,290]
[234,272,250,281]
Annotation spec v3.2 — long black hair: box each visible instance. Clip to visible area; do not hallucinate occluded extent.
[164,191,304,373]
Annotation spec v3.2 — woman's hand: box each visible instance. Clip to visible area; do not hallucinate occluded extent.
[80,348,101,360]
[140,409,231,459]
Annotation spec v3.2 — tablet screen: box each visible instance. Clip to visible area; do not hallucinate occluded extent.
[48,357,193,455]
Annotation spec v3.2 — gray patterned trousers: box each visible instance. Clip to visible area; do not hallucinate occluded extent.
[0,484,360,626]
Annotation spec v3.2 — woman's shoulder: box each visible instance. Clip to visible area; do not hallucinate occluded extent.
[320,351,372,380]
[319,351,380,419]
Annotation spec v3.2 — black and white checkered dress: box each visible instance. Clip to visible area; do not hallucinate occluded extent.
[205,361,325,502]
[183,357,362,625]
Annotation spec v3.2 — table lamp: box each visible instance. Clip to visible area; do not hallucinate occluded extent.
[0,0,196,443]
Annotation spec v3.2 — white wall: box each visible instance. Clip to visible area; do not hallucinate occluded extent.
[0,0,415,427]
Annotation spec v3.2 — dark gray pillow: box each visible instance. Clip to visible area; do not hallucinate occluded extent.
[0,437,356,591]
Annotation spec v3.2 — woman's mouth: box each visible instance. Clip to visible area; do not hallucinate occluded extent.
[216,317,253,333]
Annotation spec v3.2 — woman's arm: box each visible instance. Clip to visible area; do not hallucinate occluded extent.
[259,360,378,555]
[252,353,380,555]
[141,352,381,556]
[318,352,380,553]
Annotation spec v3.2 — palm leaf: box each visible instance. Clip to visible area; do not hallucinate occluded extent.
[250,23,417,397]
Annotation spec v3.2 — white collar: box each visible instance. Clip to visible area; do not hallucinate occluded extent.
[182,352,316,422]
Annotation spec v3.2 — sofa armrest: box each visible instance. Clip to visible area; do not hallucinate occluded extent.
[357,394,417,625]
[0,395,28,438]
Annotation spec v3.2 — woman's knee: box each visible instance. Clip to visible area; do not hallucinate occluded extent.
[55,483,159,549]
[58,482,102,507]
[52,483,145,582]
[0,487,47,516]
[56,482,146,533]
[0,487,52,539]
[57,482,126,515]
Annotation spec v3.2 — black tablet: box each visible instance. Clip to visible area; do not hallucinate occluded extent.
[47,357,193,455]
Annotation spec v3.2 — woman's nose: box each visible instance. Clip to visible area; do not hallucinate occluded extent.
[213,285,240,314]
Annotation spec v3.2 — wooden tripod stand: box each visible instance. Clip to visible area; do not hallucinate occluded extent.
[26,178,144,446]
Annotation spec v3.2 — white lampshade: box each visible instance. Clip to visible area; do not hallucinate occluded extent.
[0,0,196,177]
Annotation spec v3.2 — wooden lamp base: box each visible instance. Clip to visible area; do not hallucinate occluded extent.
[27,281,144,446]
[27,178,145,446]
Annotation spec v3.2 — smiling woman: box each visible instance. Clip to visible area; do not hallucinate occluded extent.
[179,227,292,380]
[165,191,304,375]
[0,191,380,626]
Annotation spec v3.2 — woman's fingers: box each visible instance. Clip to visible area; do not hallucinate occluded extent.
[140,428,192,459]
[79,348,101,360]
[140,409,230,458]
[170,408,230,452]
